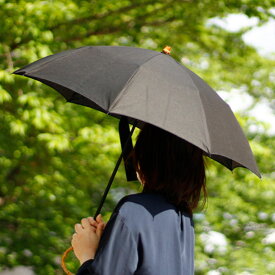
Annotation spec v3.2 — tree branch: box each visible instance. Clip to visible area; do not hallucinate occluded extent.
[10,0,190,51]
[49,0,191,30]
[9,1,157,51]
[61,15,178,43]
[49,2,150,31]
[59,0,182,43]
[3,45,14,72]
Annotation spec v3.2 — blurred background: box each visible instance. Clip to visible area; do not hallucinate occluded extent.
[0,0,274,274]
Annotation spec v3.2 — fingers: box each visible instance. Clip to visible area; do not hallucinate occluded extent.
[89,215,106,228]
[74,223,83,233]
[96,222,105,238]
[75,215,106,234]
[81,218,90,229]
[87,217,100,232]
[99,214,106,230]
[96,214,105,224]
[96,214,106,229]
[88,217,98,227]
[75,218,93,231]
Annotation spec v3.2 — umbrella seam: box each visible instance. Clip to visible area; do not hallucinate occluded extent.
[173,61,212,153]
[108,53,162,113]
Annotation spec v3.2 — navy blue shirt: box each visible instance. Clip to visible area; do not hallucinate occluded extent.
[77,192,194,275]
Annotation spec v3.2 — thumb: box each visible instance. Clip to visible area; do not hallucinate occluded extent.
[96,222,105,238]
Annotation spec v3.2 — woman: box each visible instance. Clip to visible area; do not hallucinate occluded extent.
[71,123,206,275]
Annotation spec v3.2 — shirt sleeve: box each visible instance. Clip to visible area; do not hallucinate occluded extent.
[76,212,139,275]
[76,259,94,275]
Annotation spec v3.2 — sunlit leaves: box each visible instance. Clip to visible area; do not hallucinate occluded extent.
[0,86,12,103]
[37,133,71,152]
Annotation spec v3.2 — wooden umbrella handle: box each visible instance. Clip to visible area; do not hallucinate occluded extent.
[61,246,74,274]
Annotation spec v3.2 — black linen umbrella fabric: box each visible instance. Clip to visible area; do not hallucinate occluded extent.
[13,45,261,274]
[13,45,260,177]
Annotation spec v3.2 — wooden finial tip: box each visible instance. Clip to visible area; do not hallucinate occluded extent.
[162,46,172,55]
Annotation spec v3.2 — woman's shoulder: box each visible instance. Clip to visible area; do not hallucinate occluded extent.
[111,192,193,234]
[114,192,178,221]
[116,192,174,212]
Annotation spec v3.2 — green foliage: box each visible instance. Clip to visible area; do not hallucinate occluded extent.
[0,0,274,274]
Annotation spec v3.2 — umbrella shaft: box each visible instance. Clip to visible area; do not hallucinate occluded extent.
[94,120,137,219]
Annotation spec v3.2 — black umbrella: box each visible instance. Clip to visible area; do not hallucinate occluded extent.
[13,45,261,214]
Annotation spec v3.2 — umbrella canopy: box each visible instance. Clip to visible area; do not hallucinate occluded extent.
[13,45,260,178]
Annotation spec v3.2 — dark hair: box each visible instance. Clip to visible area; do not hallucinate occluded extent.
[132,123,206,214]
